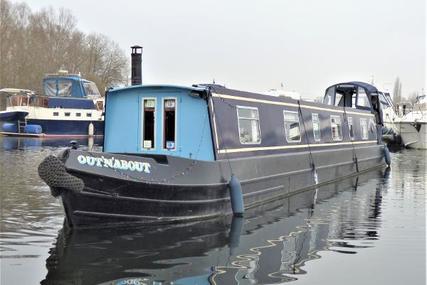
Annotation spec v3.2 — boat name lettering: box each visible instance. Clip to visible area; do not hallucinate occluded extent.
[77,155,151,173]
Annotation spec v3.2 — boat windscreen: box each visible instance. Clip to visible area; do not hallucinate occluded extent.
[44,79,72,97]
[83,81,101,97]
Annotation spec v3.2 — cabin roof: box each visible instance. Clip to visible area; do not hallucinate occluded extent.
[43,75,83,81]
[327,81,379,95]
[108,84,208,95]
[109,84,208,93]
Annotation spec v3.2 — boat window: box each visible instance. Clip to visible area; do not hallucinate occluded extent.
[83,82,101,97]
[44,79,72,97]
[237,106,261,144]
[163,99,176,150]
[21,96,28,106]
[44,80,57,96]
[323,87,335,105]
[142,98,156,149]
[360,118,368,139]
[348,117,355,140]
[57,80,72,97]
[86,113,92,117]
[335,93,343,106]
[96,101,104,111]
[76,112,81,117]
[30,96,46,108]
[53,112,59,116]
[357,87,371,108]
[64,112,70,117]
[283,110,301,142]
[312,113,321,142]
[330,115,343,141]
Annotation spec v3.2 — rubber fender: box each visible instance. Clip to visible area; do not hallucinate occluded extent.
[38,155,84,196]
[24,124,42,134]
[2,122,18,133]
[229,175,244,217]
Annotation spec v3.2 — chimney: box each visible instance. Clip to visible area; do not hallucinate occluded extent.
[131,45,143,85]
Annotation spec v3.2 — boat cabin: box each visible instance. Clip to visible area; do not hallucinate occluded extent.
[104,85,214,161]
[43,74,100,99]
[104,82,382,162]
[0,89,35,111]
[3,74,103,111]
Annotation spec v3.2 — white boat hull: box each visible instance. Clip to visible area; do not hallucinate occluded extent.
[396,121,427,149]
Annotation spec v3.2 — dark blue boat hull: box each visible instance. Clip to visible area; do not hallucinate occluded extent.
[0,111,28,121]
[45,143,385,228]
[1,118,104,137]
[27,119,104,136]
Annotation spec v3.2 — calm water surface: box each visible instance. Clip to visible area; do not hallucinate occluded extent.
[0,136,425,285]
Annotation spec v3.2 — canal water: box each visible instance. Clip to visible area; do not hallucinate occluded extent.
[0,136,425,285]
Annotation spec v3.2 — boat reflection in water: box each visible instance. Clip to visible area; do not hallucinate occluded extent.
[41,167,388,285]
[0,136,102,151]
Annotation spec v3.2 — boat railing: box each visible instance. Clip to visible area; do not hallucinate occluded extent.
[7,95,49,108]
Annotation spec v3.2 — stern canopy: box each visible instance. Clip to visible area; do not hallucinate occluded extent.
[104,85,215,161]
[323,81,384,125]
[43,75,100,99]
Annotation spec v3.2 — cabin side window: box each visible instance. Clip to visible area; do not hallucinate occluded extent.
[330,115,342,141]
[163,98,176,150]
[360,118,368,139]
[348,117,355,140]
[237,106,261,144]
[312,113,321,142]
[283,111,301,143]
[142,98,156,149]
[357,87,371,108]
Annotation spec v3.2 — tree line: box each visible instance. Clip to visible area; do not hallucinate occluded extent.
[0,0,129,94]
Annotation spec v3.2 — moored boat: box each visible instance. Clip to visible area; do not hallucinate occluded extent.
[38,80,389,228]
[0,72,104,137]
[394,95,427,149]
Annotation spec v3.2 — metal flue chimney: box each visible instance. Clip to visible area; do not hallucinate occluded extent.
[131,45,143,85]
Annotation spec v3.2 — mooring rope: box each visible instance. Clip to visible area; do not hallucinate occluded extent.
[341,103,359,172]
[297,100,318,184]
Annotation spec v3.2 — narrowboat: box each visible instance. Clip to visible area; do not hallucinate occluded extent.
[38,80,390,228]
[0,72,104,137]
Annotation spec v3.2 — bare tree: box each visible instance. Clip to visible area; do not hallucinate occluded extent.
[0,0,128,94]
[392,77,402,103]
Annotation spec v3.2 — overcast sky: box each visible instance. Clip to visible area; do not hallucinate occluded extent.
[14,0,426,98]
